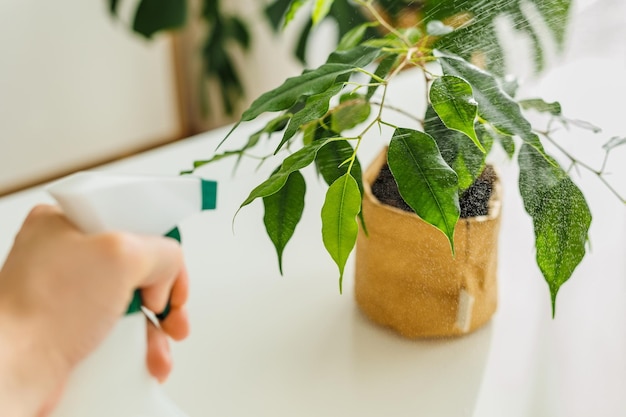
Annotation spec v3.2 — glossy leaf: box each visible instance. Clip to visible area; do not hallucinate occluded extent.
[430,75,483,152]
[326,45,381,68]
[437,53,545,156]
[519,98,562,116]
[321,173,361,292]
[518,144,591,315]
[313,0,334,24]
[315,140,367,231]
[241,46,379,122]
[330,96,371,133]
[425,107,489,190]
[240,139,331,209]
[388,128,460,252]
[132,0,187,38]
[241,64,354,122]
[263,170,306,274]
[276,83,344,154]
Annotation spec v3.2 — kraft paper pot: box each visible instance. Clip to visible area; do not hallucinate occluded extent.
[354,149,502,338]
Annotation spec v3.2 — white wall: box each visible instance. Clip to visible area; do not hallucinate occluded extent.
[0,0,181,193]
[175,0,337,131]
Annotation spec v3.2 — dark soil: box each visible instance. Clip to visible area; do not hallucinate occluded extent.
[371,165,496,218]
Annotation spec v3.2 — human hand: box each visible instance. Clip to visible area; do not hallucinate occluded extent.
[0,205,190,416]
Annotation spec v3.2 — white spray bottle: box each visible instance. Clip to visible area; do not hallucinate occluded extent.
[45,172,217,417]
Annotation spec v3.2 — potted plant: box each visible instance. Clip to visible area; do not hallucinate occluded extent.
[186,0,625,337]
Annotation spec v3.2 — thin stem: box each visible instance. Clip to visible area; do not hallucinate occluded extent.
[539,131,625,203]
[600,151,610,174]
[353,67,386,84]
[355,0,412,47]
[379,119,399,129]
[370,101,424,126]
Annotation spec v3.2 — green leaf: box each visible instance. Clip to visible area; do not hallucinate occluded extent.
[316,140,363,194]
[500,76,519,98]
[191,151,242,169]
[430,75,483,152]
[519,99,562,116]
[425,107,487,191]
[248,113,291,148]
[241,64,354,122]
[366,54,397,100]
[427,0,572,75]
[240,139,331,209]
[240,46,379,123]
[312,0,334,24]
[388,128,460,252]
[132,0,187,38]
[534,0,572,50]
[326,45,381,68]
[321,173,361,292]
[315,140,367,232]
[476,122,515,159]
[603,136,626,151]
[263,171,306,274]
[337,22,372,51]
[499,135,516,159]
[518,144,591,315]
[276,83,344,154]
[437,53,546,156]
[562,118,602,133]
[330,96,371,133]
[302,121,318,145]
[283,0,308,28]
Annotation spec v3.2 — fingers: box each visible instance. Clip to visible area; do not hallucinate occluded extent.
[146,320,172,383]
[160,306,190,341]
[168,264,189,309]
[156,264,190,340]
[124,235,186,315]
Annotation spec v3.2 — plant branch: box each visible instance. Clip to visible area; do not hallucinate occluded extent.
[355,0,412,47]
[538,131,625,203]
[370,101,424,126]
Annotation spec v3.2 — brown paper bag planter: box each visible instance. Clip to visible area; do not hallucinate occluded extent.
[354,149,502,338]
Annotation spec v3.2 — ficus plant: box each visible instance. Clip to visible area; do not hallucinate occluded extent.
[185,0,625,315]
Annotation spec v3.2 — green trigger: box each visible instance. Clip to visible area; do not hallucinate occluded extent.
[125,226,181,316]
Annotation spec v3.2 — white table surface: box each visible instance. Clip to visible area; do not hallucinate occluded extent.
[1,6,626,416]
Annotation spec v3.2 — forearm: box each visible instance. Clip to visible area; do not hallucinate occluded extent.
[0,306,61,417]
